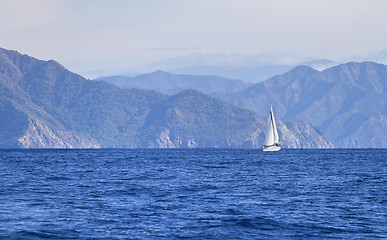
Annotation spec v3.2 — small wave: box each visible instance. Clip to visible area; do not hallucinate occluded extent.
[45,176,72,181]
[223,216,282,230]
[10,230,62,240]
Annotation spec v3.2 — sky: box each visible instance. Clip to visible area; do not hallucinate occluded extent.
[1,0,387,78]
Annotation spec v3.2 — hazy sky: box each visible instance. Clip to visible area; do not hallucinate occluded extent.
[1,0,387,77]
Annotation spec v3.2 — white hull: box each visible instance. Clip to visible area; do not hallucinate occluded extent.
[262,145,281,152]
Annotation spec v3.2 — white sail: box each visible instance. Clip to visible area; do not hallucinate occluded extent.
[271,106,279,144]
[263,105,281,151]
[264,113,275,146]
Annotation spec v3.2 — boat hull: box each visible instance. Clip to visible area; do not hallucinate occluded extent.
[262,145,281,151]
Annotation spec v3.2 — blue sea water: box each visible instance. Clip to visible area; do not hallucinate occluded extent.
[0,149,386,239]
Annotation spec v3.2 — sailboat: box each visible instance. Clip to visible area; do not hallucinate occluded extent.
[263,105,281,151]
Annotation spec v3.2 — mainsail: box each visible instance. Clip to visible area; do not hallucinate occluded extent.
[263,105,281,151]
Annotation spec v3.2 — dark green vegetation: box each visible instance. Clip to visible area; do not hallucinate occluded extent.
[0,47,331,148]
[222,63,387,147]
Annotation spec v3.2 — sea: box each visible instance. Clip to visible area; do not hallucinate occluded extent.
[0,149,386,239]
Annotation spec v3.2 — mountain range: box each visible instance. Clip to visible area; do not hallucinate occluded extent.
[167,59,337,83]
[96,60,387,148]
[222,62,387,147]
[97,71,252,95]
[144,52,337,83]
[0,47,331,148]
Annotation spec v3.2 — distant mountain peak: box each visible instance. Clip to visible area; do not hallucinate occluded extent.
[289,65,320,74]
[325,61,385,71]
[153,70,169,74]
[97,70,252,95]
[148,70,171,76]
[322,61,387,93]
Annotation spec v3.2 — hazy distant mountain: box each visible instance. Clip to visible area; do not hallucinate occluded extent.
[167,59,336,83]
[168,65,293,84]
[0,47,331,148]
[223,62,387,147]
[146,52,336,83]
[96,71,252,95]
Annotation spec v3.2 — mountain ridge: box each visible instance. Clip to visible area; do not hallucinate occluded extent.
[0,47,331,148]
[222,61,387,147]
[96,70,253,95]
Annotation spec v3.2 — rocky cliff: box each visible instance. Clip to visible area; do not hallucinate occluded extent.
[18,117,100,148]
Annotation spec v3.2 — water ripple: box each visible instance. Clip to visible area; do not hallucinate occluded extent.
[0,149,386,239]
